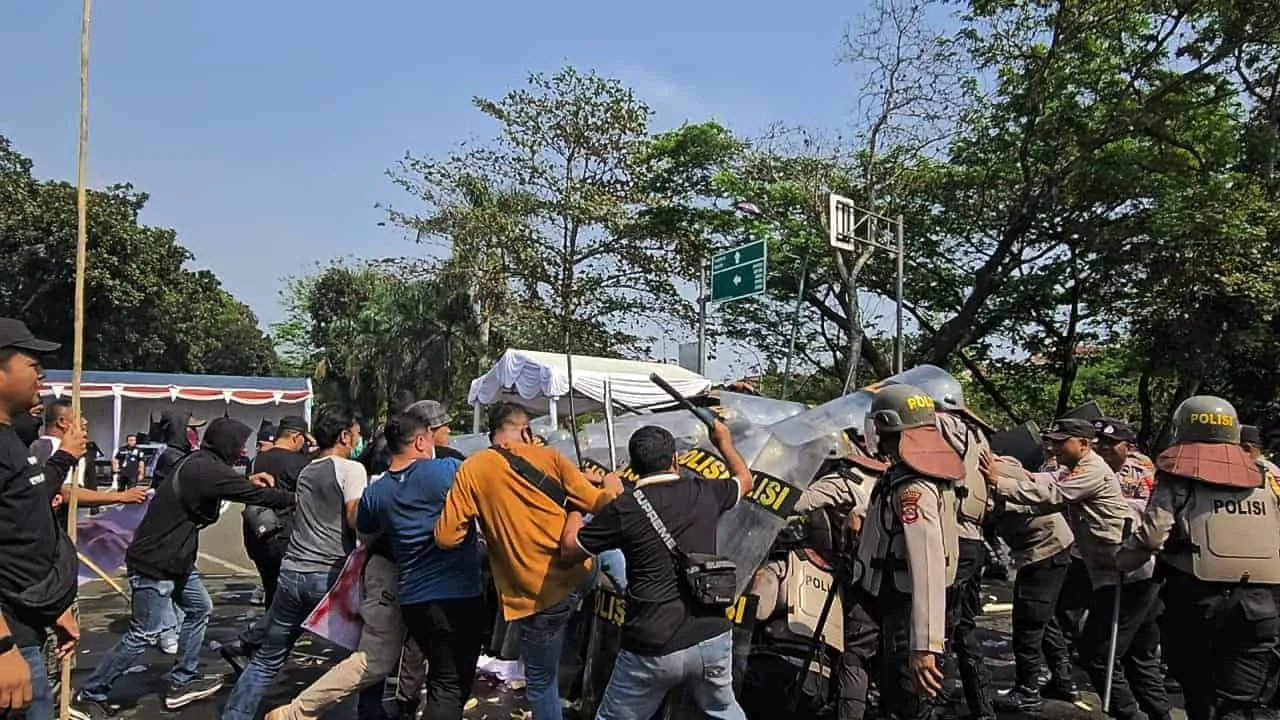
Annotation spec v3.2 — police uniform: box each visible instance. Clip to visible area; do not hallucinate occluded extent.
[936,412,996,720]
[988,459,1078,710]
[854,384,963,720]
[1117,397,1280,720]
[988,419,1171,720]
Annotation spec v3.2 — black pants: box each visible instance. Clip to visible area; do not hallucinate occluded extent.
[241,526,289,649]
[1012,549,1073,688]
[402,597,485,720]
[946,538,994,718]
[853,583,938,720]
[837,583,881,720]
[1159,570,1280,720]
[1079,579,1171,720]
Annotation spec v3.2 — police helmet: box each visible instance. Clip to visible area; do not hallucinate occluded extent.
[869,384,937,434]
[885,370,966,412]
[1171,395,1241,445]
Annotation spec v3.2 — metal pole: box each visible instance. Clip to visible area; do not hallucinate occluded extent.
[697,260,708,376]
[895,214,905,374]
[603,379,618,471]
[781,245,811,401]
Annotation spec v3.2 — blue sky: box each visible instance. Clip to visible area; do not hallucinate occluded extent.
[2,1,916,379]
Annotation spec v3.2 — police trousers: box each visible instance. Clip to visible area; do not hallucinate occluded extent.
[1011,549,1074,688]
[837,582,880,720]
[1158,569,1280,720]
[851,583,939,720]
[1079,578,1171,720]
[945,539,994,719]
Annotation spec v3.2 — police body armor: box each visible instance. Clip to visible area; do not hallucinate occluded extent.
[1162,478,1280,585]
[857,464,960,595]
[938,413,989,527]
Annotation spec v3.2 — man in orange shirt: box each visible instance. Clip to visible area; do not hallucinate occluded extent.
[436,403,623,720]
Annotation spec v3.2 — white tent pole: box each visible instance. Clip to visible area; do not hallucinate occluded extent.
[111,385,122,454]
[603,379,617,470]
[472,402,482,434]
[548,397,558,431]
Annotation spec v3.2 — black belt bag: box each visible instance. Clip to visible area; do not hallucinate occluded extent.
[633,488,737,610]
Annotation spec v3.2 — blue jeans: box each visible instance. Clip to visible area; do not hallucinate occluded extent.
[595,631,744,720]
[0,647,53,720]
[81,571,213,699]
[221,568,336,720]
[518,588,585,720]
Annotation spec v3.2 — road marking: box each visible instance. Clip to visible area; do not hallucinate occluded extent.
[198,552,257,576]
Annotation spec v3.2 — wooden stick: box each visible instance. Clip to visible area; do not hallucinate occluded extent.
[60,0,92,716]
[76,552,127,599]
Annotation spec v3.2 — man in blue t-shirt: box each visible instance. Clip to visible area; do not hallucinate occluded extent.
[358,411,484,720]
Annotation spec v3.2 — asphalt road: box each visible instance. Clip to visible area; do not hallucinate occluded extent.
[63,508,1188,720]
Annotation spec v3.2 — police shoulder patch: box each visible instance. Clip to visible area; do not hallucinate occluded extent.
[899,488,922,524]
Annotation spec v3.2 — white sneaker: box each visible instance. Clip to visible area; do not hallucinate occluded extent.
[159,636,179,655]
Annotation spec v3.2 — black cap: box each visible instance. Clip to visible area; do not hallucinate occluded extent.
[1094,418,1137,443]
[276,415,309,435]
[1043,418,1097,441]
[0,318,59,354]
[1241,424,1262,446]
[257,424,277,443]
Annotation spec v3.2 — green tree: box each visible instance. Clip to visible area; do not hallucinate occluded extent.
[0,135,276,375]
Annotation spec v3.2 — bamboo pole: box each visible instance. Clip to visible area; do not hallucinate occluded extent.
[76,553,127,599]
[59,0,92,716]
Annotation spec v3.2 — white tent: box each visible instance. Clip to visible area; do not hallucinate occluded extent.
[466,349,711,432]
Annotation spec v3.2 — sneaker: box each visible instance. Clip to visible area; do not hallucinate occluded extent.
[164,674,225,711]
[250,587,266,606]
[1042,678,1082,704]
[68,694,116,720]
[995,686,1045,713]
[159,635,179,655]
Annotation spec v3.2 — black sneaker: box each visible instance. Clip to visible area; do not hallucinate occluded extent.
[1041,678,1081,704]
[164,674,225,711]
[68,694,116,720]
[995,686,1045,713]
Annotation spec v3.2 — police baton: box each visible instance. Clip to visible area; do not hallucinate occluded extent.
[1102,517,1134,713]
[648,373,717,432]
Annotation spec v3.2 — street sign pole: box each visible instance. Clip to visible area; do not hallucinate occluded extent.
[697,260,708,376]
[829,194,907,378]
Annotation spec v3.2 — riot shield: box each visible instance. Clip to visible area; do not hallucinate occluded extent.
[717,392,809,427]
[1064,400,1104,421]
[989,421,1046,471]
[449,432,492,457]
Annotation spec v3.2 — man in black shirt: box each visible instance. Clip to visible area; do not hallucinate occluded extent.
[151,409,205,485]
[71,417,296,718]
[113,434,146,490]
[222,415,312,671]
[0,319,84,720]
[564,420,753,720]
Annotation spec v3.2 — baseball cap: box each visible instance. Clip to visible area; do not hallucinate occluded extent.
[276,415,309,435]
[257,424,277,443]
[1043,418,1097,441]
[1094,418,1137,443]
[0,318,60,354]
[1241,424,1262,446]
[407,400,452,429]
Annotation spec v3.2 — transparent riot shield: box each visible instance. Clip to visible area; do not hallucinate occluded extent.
[449,432,492,458]
[717,392,809,427]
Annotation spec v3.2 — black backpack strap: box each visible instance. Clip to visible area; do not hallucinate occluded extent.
[491,446,570,510]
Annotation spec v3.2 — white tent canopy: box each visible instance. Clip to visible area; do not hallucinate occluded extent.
[467,349,711,428]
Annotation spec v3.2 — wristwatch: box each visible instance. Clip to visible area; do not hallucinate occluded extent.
[0,635,15,655]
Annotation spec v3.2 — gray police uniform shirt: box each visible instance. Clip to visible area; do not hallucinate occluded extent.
[281,456,369,575]
[994,449,1152,588]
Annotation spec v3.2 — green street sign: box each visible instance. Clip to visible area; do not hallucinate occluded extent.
[711,240,767,303]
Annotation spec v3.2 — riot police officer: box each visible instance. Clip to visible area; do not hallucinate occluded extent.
[984,418,1171,720]
[1242,425,1280,501]
[1117,397,1280,720]
[854,384,963,720]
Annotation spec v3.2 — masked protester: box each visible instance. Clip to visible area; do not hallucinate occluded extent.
[152,409,206,485]
[70,417,295,718]
[1117,397,1280,720]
